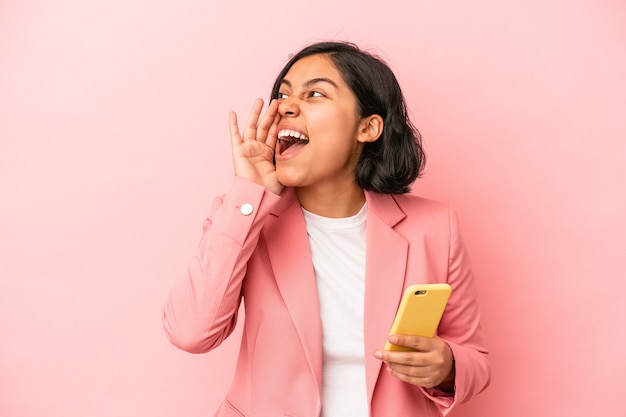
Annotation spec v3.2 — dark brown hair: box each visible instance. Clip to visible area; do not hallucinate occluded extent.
[270,41,425,194]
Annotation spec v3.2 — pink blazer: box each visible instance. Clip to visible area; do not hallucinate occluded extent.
[163,177,490,417]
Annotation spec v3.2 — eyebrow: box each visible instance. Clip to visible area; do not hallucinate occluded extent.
[280,77,339,89]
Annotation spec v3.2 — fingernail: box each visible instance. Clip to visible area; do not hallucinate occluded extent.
[374,351,382,359]
[388,336,398,344]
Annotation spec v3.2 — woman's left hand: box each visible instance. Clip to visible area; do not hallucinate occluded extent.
[374,335,456,391]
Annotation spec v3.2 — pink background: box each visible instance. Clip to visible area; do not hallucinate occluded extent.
[1,0,625,416]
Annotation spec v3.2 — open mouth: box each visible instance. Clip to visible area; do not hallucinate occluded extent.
[277,129,309,155]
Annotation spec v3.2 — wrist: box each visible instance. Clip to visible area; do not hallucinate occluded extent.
[436,362,456,393]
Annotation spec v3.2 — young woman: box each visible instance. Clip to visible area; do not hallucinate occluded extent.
[163,41,490,417]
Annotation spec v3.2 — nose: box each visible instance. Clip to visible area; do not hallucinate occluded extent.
[278,96,299,117]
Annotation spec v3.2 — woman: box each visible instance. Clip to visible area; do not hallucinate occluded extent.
[163,41,490,417]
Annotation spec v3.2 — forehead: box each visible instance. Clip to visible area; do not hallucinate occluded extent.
[283,54,346,86]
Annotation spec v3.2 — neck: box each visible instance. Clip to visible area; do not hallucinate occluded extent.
[295,182,366,218]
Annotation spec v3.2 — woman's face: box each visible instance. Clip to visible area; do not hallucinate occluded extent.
[274,54,368,193]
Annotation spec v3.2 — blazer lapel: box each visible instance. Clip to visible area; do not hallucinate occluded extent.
[363,192,409,405]
[262,189,407,405]
[263,188,323,393]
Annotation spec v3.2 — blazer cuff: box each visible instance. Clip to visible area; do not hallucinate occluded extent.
[211,176,281,246]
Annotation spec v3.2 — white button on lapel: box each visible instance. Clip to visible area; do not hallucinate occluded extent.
[240,203,253,215]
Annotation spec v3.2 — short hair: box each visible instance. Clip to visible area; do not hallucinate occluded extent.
[270,41,425,194]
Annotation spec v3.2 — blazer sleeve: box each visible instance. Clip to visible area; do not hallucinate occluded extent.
[162,177,280,353]
[420,207,491,414]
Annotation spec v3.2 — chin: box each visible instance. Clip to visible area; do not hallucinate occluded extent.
[275,175,298,188]
[276,169,305,189]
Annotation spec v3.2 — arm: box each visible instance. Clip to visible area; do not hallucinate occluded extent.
[163,99,283,353]
[162,178,280,353]
[420,207,491,410]
[375,208,491,413]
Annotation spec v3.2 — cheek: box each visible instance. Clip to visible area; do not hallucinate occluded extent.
[313,109,359,142]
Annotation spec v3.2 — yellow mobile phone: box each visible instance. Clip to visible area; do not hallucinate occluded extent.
[384,283,452,351]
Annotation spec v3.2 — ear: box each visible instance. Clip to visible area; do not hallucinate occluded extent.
[357,114,384,143]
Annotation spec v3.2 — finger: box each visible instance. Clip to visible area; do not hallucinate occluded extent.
[377,349,429,367]
[377,348,432,386]
[385,365,438,389]
[256,99,279,143]
[387,360,428,377]
[242,98,264,142]
[229,111,242,148]
[387,334,434,352]
[264,113,280,152]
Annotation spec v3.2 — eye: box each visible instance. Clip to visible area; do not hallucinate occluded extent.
[309,90,324,98]
[277,92,289,99]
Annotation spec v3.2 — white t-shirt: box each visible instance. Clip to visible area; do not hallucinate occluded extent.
[301,203,368,417]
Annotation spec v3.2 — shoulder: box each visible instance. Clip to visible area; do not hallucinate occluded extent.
[389,192,454,222]
[391,192,451,213]
[393,193,456,232]
[366,190,456,233]
[366,189,449,211]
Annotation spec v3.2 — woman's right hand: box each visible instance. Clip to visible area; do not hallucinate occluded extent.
[229,98,283,195]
